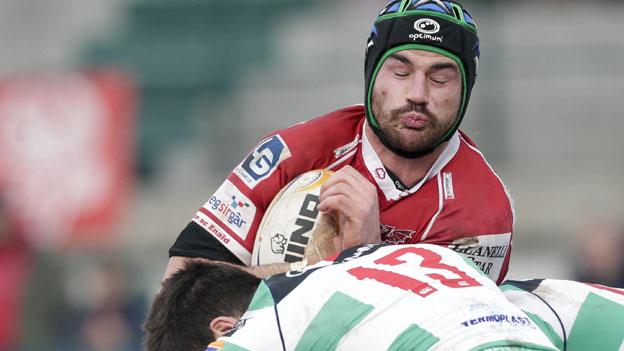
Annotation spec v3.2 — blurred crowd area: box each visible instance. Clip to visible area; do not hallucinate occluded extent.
[0,0,623,350]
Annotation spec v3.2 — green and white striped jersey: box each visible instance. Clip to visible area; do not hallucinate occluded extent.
[212,244,556,351]
[501,279,624,351]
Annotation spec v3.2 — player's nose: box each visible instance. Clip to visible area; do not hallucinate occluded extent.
[406,72,429,105]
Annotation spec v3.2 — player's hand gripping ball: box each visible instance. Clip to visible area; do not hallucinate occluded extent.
[251,170,339,266]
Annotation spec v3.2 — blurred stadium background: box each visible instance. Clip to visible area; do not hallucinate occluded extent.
[0,0,623,349]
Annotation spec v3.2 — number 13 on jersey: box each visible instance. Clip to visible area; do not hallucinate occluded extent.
[347,246,483,298]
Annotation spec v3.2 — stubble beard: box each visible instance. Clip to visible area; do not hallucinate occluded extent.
[372,97,456,156]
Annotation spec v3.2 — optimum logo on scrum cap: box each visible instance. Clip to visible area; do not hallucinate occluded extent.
[364,0,480,157]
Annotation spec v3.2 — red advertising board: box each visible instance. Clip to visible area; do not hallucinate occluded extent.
[0,70,136,249]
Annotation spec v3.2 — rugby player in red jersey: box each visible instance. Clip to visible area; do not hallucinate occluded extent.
[165,0,514,284]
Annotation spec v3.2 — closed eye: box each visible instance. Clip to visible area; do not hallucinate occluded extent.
[428,64,459,84]
[430,75,450,84]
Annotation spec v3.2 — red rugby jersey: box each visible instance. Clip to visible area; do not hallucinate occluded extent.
[184,105,514,283]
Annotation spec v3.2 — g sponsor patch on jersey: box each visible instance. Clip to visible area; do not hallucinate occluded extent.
[201,180,256,241]
[235,135,291,189]
[447,233,511,281]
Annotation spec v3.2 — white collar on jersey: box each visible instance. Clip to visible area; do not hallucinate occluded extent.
[361,121,460,201]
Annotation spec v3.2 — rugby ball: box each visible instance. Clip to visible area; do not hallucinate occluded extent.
[251,169,335,266]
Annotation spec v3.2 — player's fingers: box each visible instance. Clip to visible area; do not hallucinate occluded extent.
[322,165,364,187]
[319,171,353,197]
[334,165,359,180]
[335,166,378,199]
[333,166,370,191]
[320,183,377,218]
[320,169,375,202]
[318,193,356,216]
[317,192,346,212]
[320,178,376,214]
[319,181,358,203]
[319,196,371,227]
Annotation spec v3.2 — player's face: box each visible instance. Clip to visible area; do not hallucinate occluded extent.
[371,50,462,154]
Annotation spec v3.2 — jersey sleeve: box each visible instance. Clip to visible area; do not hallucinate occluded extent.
[168,222,243,264]
[169,134,296,265]
[169,106,366,265]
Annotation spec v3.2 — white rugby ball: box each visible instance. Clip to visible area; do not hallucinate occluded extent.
[251,169,334,266]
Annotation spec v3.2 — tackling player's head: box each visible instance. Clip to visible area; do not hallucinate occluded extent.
[365,0,480,158]
[143,261,260,351]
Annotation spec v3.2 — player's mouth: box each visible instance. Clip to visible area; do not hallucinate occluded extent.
[400,112,429,129]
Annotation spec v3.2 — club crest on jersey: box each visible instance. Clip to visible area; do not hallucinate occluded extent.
[381,224,416,244]
[235,135,292,189]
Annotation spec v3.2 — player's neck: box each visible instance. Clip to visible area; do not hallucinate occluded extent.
[365,124,447,188]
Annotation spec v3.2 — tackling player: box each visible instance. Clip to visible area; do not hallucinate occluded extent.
[501,279,624,351]
[143,262,260,351]
[145,244,556,351]
[166,0,514,284]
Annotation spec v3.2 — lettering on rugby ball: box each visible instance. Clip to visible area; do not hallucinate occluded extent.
[251,169,334,265]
